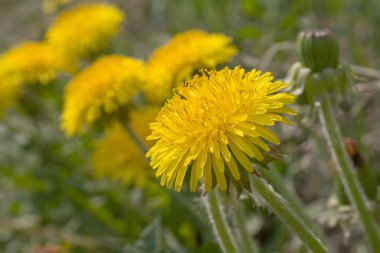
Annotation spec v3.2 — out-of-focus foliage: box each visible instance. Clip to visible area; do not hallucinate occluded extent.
[0,0,379,253]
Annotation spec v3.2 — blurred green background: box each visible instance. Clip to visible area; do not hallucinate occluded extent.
[0,0,379,252]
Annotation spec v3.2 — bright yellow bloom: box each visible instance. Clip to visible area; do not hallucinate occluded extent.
[91,107,159,187]
[46,3,124,61]
[147,67,296,192]
[145,30,237,102]
[0,42,61,85]
[61,55,146,136]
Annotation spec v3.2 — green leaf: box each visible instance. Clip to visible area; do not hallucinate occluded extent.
[135,216,162,253]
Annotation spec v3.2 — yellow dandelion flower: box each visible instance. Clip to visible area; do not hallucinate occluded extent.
[61,55,146,136]
[46,3,124,61]
[145,30,237,102]
[92,107,159,187]
[146,67,296,192]
[0,42,61,85]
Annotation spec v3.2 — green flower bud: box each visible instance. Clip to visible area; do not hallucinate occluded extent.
[297,29,339,72]
[287,29,354,107]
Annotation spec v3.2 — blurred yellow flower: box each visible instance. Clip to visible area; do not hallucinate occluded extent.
[92,107,159,187]
[46,3,124,62]
[0,42,61,85]
[61,55,146,136]
[130,106,160,148]
[147,67,296,192]
[144,30,237,102]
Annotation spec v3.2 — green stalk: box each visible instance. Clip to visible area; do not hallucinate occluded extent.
[257,166,323,234]
[203,190,239,253]
[233,200,258,253]
[250,175,330,253]
[319,93,380,252]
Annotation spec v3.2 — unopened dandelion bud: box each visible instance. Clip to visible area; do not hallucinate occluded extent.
[296,29,339,73]
[288,29,354,106]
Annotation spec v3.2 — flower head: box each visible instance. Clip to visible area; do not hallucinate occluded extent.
[0,42,61,85]
[147,67,296,192]
[145,30,237,102]
[92,107,159,187]
[61,55,146,136]
[46,3,124,61]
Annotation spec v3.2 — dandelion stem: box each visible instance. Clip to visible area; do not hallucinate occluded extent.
[257,165,326,237]
[250,175,330,253]
[319,93,380,253]
[203,191,239,253]
[233,200,258,253]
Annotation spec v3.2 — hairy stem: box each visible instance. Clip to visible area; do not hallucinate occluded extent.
[203,191,239,253]
[319,93,380,252]
[257,165,329,243]
[250,175,330,253]
[233,200,257,253]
